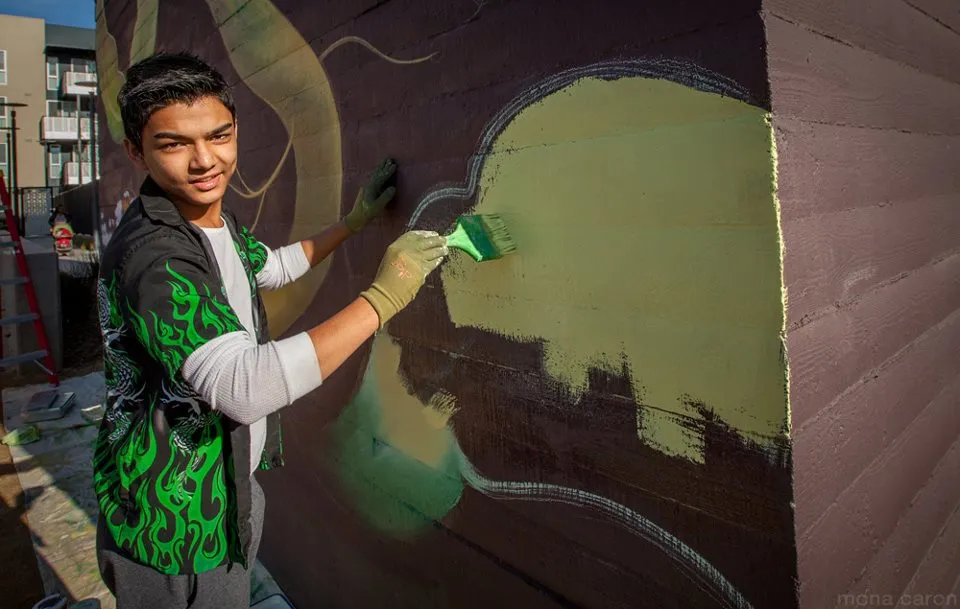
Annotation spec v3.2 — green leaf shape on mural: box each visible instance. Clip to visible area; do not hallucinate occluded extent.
[333,336,463,536]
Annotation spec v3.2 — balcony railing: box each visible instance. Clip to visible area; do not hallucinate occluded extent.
[62,71,97,96]
[63,162,95,186]
[41,116,92,142]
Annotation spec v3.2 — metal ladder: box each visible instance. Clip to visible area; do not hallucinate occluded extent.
[0,172,59,386]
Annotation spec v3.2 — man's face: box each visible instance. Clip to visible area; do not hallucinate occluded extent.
[125,96,237,209]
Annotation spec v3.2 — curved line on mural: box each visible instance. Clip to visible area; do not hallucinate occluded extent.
[458,455,754,609]
[248,190,269,231]
[318,35,437,65]
[406,58,751,229]
[229,123,295,231]
[233,168,255,194]
[230,128,294,199]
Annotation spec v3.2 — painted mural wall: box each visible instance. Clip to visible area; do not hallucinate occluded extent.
[96,1,795,607]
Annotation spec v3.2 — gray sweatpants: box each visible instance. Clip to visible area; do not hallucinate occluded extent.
[96,475,265,609]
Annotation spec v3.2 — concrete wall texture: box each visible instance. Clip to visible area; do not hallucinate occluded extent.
[93,1,960,607]
[764,1,960,608]
[0,14,48,190]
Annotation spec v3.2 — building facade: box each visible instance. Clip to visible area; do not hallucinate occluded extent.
[41,24,98,194]
[0,15,97,199]
[0,14,46,192]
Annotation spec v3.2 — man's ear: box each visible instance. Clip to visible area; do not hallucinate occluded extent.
[123,138,148,172]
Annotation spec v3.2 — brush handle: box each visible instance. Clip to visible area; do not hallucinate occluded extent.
[444,223,482,261]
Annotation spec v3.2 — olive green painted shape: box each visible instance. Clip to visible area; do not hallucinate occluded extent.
[95,0,128,143]
[441,76,786,463]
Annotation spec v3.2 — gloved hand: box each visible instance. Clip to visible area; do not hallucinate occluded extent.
[344,157,398,232]
[360,231,448,329]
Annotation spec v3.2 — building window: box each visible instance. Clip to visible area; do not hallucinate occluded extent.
[0,96,7,129]
[48,145,62,180]
[71,58,94,74]
[46,57,59,91]
[0,143,7,184]
[0,50,7,86]
[47,100,77,118]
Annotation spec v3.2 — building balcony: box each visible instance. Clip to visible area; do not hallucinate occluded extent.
[62,71,98,96]
[41,116,92,142]
[63,162,95,186]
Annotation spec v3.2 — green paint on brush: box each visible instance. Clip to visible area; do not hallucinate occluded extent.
[445,214,517,262]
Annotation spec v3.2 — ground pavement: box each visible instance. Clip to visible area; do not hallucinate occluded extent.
[1,371,290,608]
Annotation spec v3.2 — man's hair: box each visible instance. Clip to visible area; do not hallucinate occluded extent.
[118,51,235,150]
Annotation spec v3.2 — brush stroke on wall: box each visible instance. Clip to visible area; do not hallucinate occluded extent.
[412,60,785,464]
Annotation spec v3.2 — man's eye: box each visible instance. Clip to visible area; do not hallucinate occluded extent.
[212,133,230,142]
[162,142,183,150]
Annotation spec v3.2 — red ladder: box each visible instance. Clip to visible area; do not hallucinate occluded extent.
[0,172,59,387]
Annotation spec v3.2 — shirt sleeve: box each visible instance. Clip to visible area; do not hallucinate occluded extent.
[255,242,312,291]
[180,330,323,424]
[237,225,311,291]
[121,238,243,381]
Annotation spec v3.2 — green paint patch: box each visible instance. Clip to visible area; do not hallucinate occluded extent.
[441,76,787,463]
[332,337,464,536]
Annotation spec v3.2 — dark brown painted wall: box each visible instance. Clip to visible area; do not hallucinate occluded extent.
[96,1,798,608]
[765,1,960,607]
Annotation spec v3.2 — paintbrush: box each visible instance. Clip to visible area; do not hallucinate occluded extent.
[444,214,517,261]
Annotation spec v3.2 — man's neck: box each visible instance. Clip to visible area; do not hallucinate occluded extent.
[175,198,224,229]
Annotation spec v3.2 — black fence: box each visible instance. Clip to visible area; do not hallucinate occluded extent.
[52,181,98,237]
[3,186,54,237]
[19,186,55,237]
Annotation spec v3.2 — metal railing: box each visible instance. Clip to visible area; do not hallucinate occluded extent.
[62,71,97,96]
[63,162,94,185]
[40,116,92,141]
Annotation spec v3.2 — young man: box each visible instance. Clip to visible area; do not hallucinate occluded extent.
[93,52,447,608]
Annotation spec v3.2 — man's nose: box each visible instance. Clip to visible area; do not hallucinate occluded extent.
[190,141,215,169]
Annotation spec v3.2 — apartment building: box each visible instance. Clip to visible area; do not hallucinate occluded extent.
[0,14,97,197]
[41,24,98,193]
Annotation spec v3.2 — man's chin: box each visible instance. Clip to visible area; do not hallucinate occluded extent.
[180,186,226,208]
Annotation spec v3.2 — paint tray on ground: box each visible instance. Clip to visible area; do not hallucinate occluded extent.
[21,389,76,423]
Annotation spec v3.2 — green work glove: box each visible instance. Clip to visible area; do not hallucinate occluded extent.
[360,231,448,329]
[344,157,398,232]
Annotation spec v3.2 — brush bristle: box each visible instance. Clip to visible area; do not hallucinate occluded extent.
[459,214,517,260]
[479,214,517,255]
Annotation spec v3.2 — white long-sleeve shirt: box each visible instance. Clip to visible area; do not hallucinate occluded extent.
[182,222,322,474]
